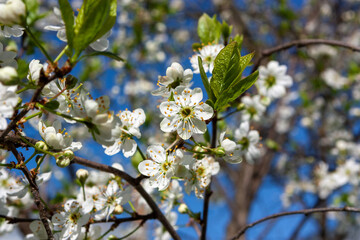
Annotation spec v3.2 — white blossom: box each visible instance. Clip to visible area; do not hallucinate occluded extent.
[159,87,213,140]
[241,95,266,121]
[0,66,17,85]
[25,221,50,240]
[184,156,219,198]
[152,62,193,98]
[257,61,293,99]
[154,211,178,240]
[44,8,67,42]
[103,108,145,158]
[38,120,82,151]
[27,59,43,84]
[52,200,90,240]
[0,83,18,130]
[321,68,349,90]
[0,42,17,68]
[234,121,261,163]
[219,132,242,164]
[94,180,131,220]
[190,44,224,73]
[0,25,23,37]
[138,145,181,191]
[0,0,25,26]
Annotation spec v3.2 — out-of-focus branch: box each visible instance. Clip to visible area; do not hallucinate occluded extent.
[231,206,360,240]
[8,144,54,240]
[0,215,37,223]
[252,39,360,72]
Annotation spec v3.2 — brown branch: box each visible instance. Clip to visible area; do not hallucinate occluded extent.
[0,214,37,223]
[93,212,156,224]
[8,144,54,240]
[252,39,360,72]
[230,206,360,240]
[0,62,72,140]
[1,134,180,239]
[200,113,217,240]
[72,158,180,239]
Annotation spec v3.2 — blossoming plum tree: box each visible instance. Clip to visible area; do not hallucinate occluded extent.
[1,0,360,239]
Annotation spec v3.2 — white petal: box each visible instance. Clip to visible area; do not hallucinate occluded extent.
[122,138,137,158]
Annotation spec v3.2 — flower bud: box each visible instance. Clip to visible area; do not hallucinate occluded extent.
[56,155,71,168]
[0,66,18,85]
[113,204,123,214]
[178,203,188,213]
[76,169,88,184]
[213,147,226,156]
[260,96,271,106]
[193,146,206,153]
[236,103,245,110]
[55,150,74,168]
[35,141,48,152]
[63,150,74,160]
[0,0,26,26]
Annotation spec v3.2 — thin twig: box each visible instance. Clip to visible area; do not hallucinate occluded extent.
[231,206,360,240]
[8,144,54,240]
[200,113,217,240]
[252,39,360,72]
[0,63,71,140]
[71,157,180,240]
[0,215,37,223]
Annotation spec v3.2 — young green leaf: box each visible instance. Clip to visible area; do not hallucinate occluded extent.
[198,57,216,101]
[58,0,74,54]
[197,13,221,44]
[78,51,125,62]
[214,70,259,110]
[72,0,116,61]
[94,0,117,40]
[210,41,241,98]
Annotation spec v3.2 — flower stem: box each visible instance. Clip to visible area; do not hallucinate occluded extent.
[137,145,146,160]
[54,45,69,63]
[16,86,30,94]
[82,184,86,202]
[0,163,13,168]
[25,27,53,63]
[24,151,37,164]
[24,111,42,121]
[35,154,46,172]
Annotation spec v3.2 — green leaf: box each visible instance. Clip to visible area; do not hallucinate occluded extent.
[215,70,258,110]
[197,13,221,44]
[232,34,243,50]
[198,57,215,101]
[65,75,78,89]
[79,51,125,62]
[210,42,241,98]
[44,100,60,110]
[240,52,255,69]
[58,0,74,54]
[221,21,232,43]
[94,0,117,40]
[17,59,29,79]
[72,0,115,61]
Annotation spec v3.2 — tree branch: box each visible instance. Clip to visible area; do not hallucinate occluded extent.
[231,206,360,240]
[0,133,180,240]
[8,144,54,240]
[0,215,37,223]
[252,39,360,72]
[72,157,180,239]
[0,62,72,140]
[200,113,217,240]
